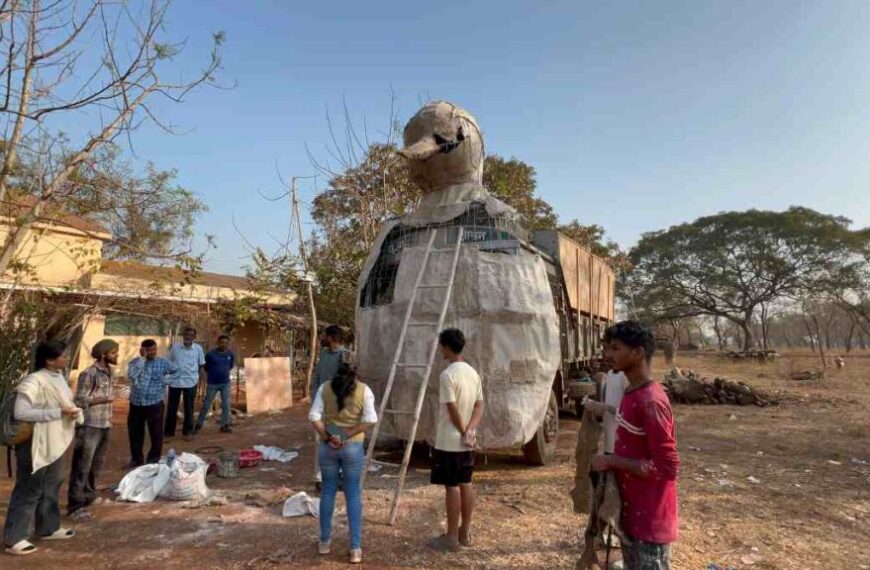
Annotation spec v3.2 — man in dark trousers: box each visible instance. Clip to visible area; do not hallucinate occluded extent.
[127,339,176,467]
[68,339,119,520]
[165,327,205,439]
[195,335,235,434]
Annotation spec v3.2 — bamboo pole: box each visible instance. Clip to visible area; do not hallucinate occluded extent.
[291,177,318,399]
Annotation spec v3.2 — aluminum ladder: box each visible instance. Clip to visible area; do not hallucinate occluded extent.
[363,226,464,525]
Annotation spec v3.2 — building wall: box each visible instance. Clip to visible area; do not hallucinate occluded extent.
[76,313,172,380]
[233,320,269,364]
[76,310,283,379]
[0,223,105,286]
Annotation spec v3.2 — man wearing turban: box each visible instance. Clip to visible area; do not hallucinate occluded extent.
[67,339,118,519]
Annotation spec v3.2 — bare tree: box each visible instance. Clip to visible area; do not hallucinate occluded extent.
[0,0,223,277]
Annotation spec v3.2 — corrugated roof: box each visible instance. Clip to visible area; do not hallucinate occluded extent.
[99,260,256,290]
[1,195,111,236]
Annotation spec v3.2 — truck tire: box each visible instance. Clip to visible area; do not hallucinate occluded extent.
[523,389,559,466]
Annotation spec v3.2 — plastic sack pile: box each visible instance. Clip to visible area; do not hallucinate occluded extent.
[116,453,209,503]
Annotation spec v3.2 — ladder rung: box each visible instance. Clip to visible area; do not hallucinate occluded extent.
[408,322,438,326]
[384,409,415,415]
[430,246,459,252]
[398,363,428,368]
[418,284,449,289]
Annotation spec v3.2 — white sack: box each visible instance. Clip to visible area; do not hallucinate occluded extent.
[116,463,171,503]
[282,492,320,518]
[164,452,209,501]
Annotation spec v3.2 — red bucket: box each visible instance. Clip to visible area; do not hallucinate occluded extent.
[238,449,263,468]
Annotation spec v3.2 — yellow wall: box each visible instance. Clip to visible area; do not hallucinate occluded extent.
[0,223,106,286]
[77,311,283,378]
[76,313,173,380]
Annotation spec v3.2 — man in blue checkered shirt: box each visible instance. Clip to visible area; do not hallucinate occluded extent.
[126,339,177,467]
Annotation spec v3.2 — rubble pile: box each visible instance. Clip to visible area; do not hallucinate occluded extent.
[725,349,780,361]
[663,368,779,407]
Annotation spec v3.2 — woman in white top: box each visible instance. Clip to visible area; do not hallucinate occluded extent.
[4,340,82,556]
[308,363,378,564]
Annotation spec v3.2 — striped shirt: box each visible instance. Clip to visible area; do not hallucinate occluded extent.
[74,363,114,428]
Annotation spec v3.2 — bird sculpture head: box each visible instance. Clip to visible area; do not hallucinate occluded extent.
[398,101,485,193]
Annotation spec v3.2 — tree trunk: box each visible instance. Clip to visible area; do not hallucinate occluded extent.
[713,316,724,351]
[802,315,817,353]
[760,304,770,351]
[810,311,828,370]
[845,320,856,353]
[740,320,754,352]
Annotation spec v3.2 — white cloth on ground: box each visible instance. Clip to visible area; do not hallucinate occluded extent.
[253,445,299,463]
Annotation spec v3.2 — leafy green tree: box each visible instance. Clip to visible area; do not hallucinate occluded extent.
[623,207,864,350]
[64,144,208,262]
[483,155,557,231]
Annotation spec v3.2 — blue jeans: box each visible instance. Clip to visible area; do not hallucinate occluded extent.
[196,383,231,428]
[318,441,364,550]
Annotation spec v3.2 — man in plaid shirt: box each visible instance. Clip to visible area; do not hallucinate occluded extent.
[127,339,177,467]
[68,339,119,519]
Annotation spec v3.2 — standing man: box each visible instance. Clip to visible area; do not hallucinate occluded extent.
[592,321,680,570]
[127,339,176,467]
[310,325,351,486]
[195,335,235,434]
[165,327,205,440]
[68,339,118,520]
[429,329,484,552]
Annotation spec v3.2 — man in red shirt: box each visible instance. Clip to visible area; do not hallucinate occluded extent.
[592,321,679,569]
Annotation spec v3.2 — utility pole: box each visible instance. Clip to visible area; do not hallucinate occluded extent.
[290,176,318,399]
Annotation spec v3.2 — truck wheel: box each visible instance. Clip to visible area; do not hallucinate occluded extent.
[523,389,559,466]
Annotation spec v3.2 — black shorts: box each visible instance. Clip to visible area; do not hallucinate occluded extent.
[430,449,475,487]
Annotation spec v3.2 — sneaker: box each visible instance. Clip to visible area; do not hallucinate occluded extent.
[220,425,233,433]
[349,548,362,564]
[318,541,331,555]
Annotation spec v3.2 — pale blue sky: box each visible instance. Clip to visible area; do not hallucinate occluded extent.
[119,1,870,274]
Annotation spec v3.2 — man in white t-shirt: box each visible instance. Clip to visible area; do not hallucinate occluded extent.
[429,328,484,552]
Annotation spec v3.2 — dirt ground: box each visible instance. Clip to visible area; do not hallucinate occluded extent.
[1,353,868,569]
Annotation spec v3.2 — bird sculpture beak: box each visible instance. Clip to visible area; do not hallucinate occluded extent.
[398,137,441,161]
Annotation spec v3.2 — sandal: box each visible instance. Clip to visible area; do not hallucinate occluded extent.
[40,528,75,540]
[5,540,37,555]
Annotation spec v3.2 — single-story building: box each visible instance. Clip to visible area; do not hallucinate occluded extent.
[0,196,307,380]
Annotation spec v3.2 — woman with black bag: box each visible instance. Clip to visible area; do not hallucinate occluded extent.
[3,340,82,556]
